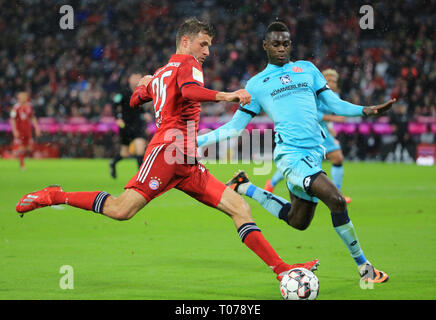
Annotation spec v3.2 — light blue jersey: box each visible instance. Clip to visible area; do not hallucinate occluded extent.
[197,60,365,202]
[240,61,363,148]
[243,61,328,148]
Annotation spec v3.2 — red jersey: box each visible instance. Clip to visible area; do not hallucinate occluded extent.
[10,103,34,137]
[131,54,217,159]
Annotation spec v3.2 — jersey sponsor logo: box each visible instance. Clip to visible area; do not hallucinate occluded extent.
[270,82,309,97]
[292,66,303,73]
[148,177,162,190]
[192,67,204,83]
[279,74,291,84]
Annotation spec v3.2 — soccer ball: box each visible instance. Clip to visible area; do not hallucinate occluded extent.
[280,268,319,300]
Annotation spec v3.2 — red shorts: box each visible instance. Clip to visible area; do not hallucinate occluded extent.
[14,134,33,147]
[125,144,226,208]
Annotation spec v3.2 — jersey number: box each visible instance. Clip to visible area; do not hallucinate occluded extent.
[151,70,173,127]
[301,155,314,168]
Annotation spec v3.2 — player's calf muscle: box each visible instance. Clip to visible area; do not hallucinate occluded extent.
[284,197,317,231]
[287,210,313,231]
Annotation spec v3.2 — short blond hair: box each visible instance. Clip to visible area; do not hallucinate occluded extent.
[322,68,339,79]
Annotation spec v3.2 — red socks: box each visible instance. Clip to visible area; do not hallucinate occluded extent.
[238,223,289,275]
[52,191,110,213]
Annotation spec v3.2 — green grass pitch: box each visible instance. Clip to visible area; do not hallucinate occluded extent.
[1,158,435,300]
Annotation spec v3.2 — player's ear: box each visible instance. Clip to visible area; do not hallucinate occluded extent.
[262,40,267,51]
[180,35,192,49]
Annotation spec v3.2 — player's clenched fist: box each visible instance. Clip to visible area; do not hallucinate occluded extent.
[231,89,251,106]
[217,89,251,106]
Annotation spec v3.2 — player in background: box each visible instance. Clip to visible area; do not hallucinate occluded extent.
[109,73,153,178]
[9,91,41,170]
[264,68,352,204]
[197,21,395,283]
[16,18,319,282]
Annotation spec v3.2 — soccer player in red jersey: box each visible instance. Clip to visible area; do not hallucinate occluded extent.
[9,91,41,170]
[16,18,318,282]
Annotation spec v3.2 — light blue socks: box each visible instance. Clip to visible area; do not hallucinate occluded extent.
[331,164,344,190]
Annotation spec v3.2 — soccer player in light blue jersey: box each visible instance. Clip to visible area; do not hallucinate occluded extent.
[264,68,352,203]
[197,21,395,283]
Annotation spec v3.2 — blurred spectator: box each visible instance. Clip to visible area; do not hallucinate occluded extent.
[382,102,416,161]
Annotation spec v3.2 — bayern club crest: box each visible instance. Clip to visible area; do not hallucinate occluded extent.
[148,177,161,190]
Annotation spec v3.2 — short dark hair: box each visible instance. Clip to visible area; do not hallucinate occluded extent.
[265,21,290,39]
[176,18,215,47]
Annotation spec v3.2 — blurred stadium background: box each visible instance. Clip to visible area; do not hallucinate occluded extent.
[1,0,435,164]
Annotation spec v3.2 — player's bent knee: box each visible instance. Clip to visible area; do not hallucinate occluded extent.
[332,153,344,165]
[328,150,344,165]
[331,194,347,212]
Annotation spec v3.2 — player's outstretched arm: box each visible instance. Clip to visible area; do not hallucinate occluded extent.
[31,116,41,137]
[319,89,396,118]
[318,89,365,117]
[181,85,251,106]
[197,109,252,148]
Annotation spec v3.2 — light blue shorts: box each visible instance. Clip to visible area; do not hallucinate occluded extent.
[321,132,341,154]
[274,144,325,203]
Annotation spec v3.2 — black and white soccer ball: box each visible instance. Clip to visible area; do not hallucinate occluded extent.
[280,268,319,300]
